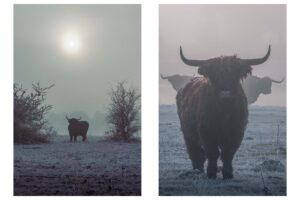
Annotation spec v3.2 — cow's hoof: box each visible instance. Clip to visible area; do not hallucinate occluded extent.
[207,173,217,179]
[222,173,234,179]
[193,166,204,173]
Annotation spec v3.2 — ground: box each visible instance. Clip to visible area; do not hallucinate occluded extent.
[159,105,286,196]
[14,136,141,196]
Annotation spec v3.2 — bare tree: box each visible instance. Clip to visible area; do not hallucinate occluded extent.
[14,82,56,144]
[106,82,140,140]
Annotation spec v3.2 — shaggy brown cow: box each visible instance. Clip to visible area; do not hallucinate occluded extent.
[66,116,89,142]
[177,45,271,179]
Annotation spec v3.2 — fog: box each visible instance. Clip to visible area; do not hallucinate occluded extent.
[14,5,141,117]
[14,5,141,136]
[159,5,286,106]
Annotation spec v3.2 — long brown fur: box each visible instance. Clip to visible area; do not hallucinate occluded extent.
[177,56,251,179]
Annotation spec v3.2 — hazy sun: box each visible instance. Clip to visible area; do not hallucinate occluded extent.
[61,32,81,55]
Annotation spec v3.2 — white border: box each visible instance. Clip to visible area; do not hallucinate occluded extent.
[1,0,299,199]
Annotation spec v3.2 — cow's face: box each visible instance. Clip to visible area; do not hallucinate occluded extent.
[198,56,252,95]
[67,118,80,124]
[66,116,81,124]
[261,77,272,94]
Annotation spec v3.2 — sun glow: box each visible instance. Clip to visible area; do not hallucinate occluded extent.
[61,32,81,55]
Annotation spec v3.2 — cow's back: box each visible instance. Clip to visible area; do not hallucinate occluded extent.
[80,121,89,133]
[68,121,89,136]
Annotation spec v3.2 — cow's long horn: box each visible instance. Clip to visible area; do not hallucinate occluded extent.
[65,115,70,120]
[271,77,285,83]
[180,46,207,67]
[77,116,82,121]
[240,45,271,66]
[160,73,168,79]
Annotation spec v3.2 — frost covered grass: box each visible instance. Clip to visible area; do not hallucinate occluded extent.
[159,105,286,196]
[14,136,141,195]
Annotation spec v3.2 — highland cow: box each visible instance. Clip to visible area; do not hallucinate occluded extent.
[66,116,89,142]
[242,75,284,104]
[176,45,271,179]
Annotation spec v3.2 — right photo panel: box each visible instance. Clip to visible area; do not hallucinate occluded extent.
[159,4,286,196]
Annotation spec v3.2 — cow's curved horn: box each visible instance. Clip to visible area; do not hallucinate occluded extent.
[65,115,70,120]
[77,116,82,121]
[160,73,168,79]
[180,46,207,67]
[271,77,285,83]
[240,45,271,66]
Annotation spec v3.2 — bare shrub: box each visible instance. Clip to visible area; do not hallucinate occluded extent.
[106,82,140,141]
[14,83,56,144]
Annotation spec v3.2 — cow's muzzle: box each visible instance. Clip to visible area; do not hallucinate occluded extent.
[219,90,233,98]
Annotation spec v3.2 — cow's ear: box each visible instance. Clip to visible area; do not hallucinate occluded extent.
[240,66,252,79]
[197,66,207,76]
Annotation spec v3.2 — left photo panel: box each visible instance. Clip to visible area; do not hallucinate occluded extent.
[14,4,141,196]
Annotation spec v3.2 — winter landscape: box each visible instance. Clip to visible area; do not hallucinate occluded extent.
[14,5,141,196]
[159,104,286,196]
[14,136,141,195]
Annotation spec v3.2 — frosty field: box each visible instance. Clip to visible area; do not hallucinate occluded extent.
[159,104,286,196]
[14,136,141,196]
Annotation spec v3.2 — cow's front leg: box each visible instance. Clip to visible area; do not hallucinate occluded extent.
[204,144,219,179]
[70,135,73,142]
[74,136,77,142]
[184,136,206,172]
[221,146,237,179]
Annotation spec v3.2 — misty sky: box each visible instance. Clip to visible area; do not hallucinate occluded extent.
[160,5,286,106]
[14,5,141,116]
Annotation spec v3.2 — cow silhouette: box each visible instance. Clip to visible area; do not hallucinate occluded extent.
[66,116,89,142]
[242,76,284,104]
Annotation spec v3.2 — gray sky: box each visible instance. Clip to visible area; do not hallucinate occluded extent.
[14,5,141,116]
[160,5,286,106]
